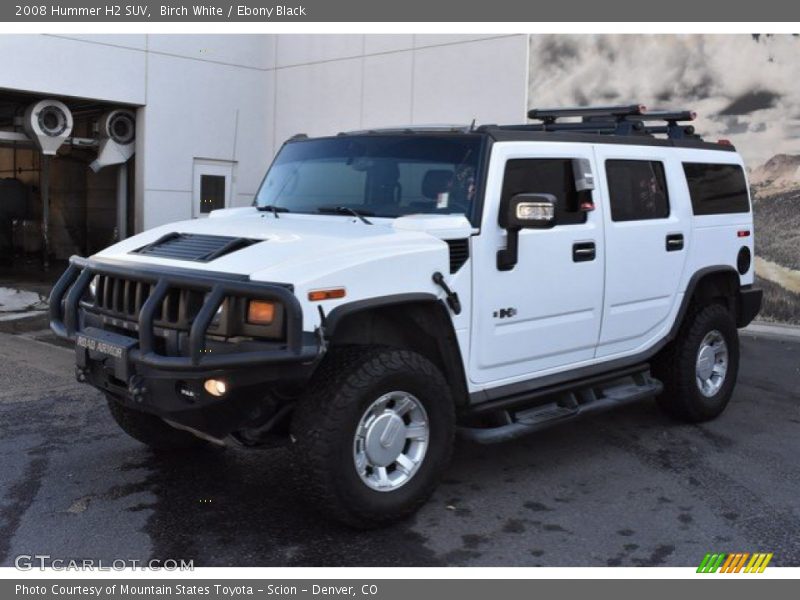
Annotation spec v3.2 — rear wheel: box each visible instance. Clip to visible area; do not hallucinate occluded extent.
[291,346,455,528]
[653,303,739,422]
[106,395,207,450]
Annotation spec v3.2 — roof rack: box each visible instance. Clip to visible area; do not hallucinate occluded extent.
[522,104,701,141]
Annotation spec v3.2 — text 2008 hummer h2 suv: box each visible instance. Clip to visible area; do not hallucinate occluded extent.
[51,105,762,528]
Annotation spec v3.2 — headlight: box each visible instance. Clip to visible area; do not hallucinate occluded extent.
[88,276,98,301]
[204,294,225,326]
[247,300,275,325]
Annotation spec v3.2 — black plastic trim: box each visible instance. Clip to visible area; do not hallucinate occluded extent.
[465,363,650,417]
[737,285,762,328]
[324,293,438,338]
[132,232,259,263]
[446,238,470,273]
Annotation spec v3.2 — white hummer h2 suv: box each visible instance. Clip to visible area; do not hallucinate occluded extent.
[51,105,762,528]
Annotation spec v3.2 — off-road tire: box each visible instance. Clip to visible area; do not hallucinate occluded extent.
[106,394,207,450]
[291,346,455,529]
[653,303,739,422]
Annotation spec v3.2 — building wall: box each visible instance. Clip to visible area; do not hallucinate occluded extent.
[0,34,530,234]
[137,35,276,230]
[0,34,147,104]
[269,34,529,146]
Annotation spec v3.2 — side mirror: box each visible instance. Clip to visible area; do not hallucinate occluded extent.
[501,193,558,230]
[498,193,557,271]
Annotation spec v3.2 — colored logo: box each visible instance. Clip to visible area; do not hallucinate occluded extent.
[697,553,773,573]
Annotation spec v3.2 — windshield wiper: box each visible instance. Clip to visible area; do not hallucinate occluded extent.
[256,204,289,219]
[317,206,373,225]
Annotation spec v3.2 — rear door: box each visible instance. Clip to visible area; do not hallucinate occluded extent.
[469,142,605,387]
[593,146,690,358]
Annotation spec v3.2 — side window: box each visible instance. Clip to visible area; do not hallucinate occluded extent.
[606,160,670,222]
[500,159,588,226]
[683,163,750,215]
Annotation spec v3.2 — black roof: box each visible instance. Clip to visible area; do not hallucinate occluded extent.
[291,126,736,153]
[476,126,736,152]
[308,105,738,153]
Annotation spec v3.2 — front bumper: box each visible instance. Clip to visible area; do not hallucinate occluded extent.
[50,256,321,435]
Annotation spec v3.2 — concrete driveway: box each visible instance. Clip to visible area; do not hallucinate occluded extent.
[1,329,798,567]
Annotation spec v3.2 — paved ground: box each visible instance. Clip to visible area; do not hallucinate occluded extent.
[0,330,798,568]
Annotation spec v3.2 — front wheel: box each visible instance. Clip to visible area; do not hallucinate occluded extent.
[291,347,455,528]
[653,303,740,422]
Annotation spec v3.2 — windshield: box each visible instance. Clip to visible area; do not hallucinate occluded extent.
[254,135,483,219]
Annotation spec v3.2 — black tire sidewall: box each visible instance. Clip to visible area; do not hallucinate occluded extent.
[676,305,739,420]
[292,348,456,527]
[329,367,453,516]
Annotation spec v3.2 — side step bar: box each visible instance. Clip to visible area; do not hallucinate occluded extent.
[458,372,663,444]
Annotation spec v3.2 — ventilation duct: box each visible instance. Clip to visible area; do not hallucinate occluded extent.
[89,109,136,172]
[22,99,73,155]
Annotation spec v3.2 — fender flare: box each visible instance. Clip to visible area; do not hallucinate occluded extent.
[324,293,438,337]
[667,265,741,342]
[323,292,470,406]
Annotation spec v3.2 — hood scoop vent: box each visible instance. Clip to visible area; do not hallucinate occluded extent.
[132,233,260,263]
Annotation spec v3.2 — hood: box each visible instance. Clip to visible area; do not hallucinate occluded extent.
[94,208,473,286]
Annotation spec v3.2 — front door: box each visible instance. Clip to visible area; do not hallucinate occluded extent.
[469,143,605,387]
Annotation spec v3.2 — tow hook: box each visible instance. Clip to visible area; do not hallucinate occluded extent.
[432,272,462,315]
[128,376,147,404]
[75,366,89,383]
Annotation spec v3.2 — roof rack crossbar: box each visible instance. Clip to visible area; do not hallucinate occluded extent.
[527,104,647,123]
[622,110,696,123]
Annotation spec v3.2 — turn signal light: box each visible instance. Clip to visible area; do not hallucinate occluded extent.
[247,300,275,325]
[204,379,227,397]
[308,288,346,302]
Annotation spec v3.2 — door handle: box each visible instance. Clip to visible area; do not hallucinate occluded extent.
[573,241,596,262]
[666,233,684,252]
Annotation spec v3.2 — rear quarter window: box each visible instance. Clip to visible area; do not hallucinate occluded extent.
[605,160,670,222]
[683,163,750,215]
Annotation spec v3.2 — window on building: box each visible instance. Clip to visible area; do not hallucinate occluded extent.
[606,160,670,222]
[199,174,226,214]
[683,163,750,215]
[500,159,588,226]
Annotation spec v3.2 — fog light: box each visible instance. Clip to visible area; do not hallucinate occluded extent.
[204,379,227,397]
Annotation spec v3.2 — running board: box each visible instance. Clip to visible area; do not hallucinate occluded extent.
[458,372,663,444]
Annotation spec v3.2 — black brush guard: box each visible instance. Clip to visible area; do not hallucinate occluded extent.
[50,255,319,373]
